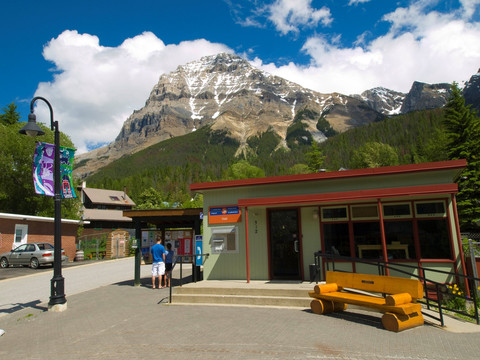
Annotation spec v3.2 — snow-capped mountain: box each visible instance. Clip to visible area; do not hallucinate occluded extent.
[75,53,476,178]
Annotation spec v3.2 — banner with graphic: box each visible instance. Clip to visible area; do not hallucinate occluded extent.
[33,142,76,198]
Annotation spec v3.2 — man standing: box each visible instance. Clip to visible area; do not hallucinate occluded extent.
[151,236,166,289]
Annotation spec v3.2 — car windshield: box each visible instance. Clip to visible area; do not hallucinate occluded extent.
[37,243,54,250]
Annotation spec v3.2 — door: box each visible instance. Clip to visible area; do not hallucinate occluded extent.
[9,244,28,265]
[269,209,302,280]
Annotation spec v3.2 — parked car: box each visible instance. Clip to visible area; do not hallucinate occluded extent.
[0,243,66,269]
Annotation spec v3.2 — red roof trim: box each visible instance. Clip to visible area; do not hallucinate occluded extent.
[237,184,458,207]
[190,159,466,191]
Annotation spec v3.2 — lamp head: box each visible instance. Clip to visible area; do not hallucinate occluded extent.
[19,113,45,137]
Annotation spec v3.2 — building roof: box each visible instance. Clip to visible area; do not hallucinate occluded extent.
[82,209,133,222]
[190,159,467,191]
[82,188,136,207]
[0,212,87,225]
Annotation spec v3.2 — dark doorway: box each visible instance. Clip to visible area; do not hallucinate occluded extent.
[268,208,302,280]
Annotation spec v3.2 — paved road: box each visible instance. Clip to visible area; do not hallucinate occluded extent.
[2,260,480,359]
[0,260,84,281]
[0,257,151,316]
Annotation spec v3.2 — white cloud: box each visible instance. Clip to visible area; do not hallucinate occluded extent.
[34,30,231,153]
[348,0,371,5]
[32,1,480,155]
[460,0,480,19]
[267,0,332,35]
[253,1,480,94]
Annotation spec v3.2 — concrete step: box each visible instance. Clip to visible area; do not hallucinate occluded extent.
[172,286,313,308]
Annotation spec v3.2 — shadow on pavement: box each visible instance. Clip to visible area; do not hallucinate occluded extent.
[0,300,47,315]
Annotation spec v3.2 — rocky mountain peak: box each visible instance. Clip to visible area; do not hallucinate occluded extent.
[400,81,451,113]
[73,53,479,180]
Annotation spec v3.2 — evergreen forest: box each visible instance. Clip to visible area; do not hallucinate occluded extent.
[85,108,449,207]
[2,83,479,230]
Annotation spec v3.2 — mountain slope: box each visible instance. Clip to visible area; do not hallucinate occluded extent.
[75,53,477,179]
[75,53,383,178]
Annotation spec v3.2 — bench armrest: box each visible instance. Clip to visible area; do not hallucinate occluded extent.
[385,293,412,306]
[314,283,339,294]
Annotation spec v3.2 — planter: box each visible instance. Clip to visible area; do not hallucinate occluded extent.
[75,250,84,262]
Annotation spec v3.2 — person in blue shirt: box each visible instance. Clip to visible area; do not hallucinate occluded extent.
[151,236,166,289]
[165,242,175,288]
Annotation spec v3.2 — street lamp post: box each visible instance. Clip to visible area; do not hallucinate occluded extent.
[19,96,67,311]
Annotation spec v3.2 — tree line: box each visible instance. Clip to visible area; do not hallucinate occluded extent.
[1,83,479,230]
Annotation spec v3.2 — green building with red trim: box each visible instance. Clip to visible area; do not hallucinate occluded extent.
[190,159,467,283]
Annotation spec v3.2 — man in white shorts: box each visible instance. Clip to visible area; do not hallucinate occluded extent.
[151,237,166,288]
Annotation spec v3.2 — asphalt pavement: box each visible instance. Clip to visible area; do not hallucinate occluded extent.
[1,259,480,359]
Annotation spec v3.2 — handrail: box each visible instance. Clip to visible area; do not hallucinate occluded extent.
[313,251,480,326]
[168,253,209,303]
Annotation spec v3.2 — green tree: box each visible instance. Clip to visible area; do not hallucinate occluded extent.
[287,163,310,175]
[305,142,326,172]
[350,142,399,169]
[182,193,203,208]
[443,82,480,230]
[0,121,80,218]
[0,102,20,125]
[224,160,265,180]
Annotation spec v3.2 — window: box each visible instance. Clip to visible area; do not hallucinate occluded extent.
[109,196,120,201]
[211,226,238,254]
[14,224,28,248]
[383,221,415,259]
[321,206,348,221]
[354,222,382,259]
[13,244,28,252]
[383,203,411,219]
[323,223,350,256]
[415,201,446,218]
[351,204,378,220]
[418,219,451,259]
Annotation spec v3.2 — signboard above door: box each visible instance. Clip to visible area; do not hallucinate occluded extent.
[209,206,241,224]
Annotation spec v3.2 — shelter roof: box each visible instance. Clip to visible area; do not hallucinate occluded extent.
[123,208,203,228]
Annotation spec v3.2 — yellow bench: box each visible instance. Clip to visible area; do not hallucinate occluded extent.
[309,271,424,332]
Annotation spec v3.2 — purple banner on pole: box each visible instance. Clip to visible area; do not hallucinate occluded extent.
[33,142,55,196]
[33,142,76,198]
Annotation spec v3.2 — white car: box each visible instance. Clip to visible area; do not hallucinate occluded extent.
[0,243,66,269]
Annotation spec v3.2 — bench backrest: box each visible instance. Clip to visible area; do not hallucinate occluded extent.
[326,271,423,300]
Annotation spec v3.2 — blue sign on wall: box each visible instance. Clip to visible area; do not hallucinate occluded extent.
[195,235,203,266]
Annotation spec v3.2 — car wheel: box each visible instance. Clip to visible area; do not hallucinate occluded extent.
[0,257,9,268]
[30,257,40,269]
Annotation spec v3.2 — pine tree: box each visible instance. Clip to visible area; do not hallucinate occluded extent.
[305,142,326,172]
[444,82,480,230]
[0,103,20,125]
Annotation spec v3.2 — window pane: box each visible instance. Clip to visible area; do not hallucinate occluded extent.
[384,221,416,259]
[322,207,347,220]
[323,223,350,256]
[354,222,381,259]
[383,204,411,217]
[351,205,378,219]
[418,219,451,259]
[416,202,446,216]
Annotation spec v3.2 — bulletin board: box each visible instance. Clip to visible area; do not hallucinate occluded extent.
[165,229,193,262]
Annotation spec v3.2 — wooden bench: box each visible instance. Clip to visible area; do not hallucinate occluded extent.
[309,271,424,332]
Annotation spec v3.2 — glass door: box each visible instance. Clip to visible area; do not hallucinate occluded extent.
[268,209,301,280]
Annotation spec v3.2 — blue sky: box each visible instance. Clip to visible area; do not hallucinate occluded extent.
[1,0,479,153]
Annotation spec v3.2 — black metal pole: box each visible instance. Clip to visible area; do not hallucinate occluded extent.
[28,97,66,308]
[49,116,66,307]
